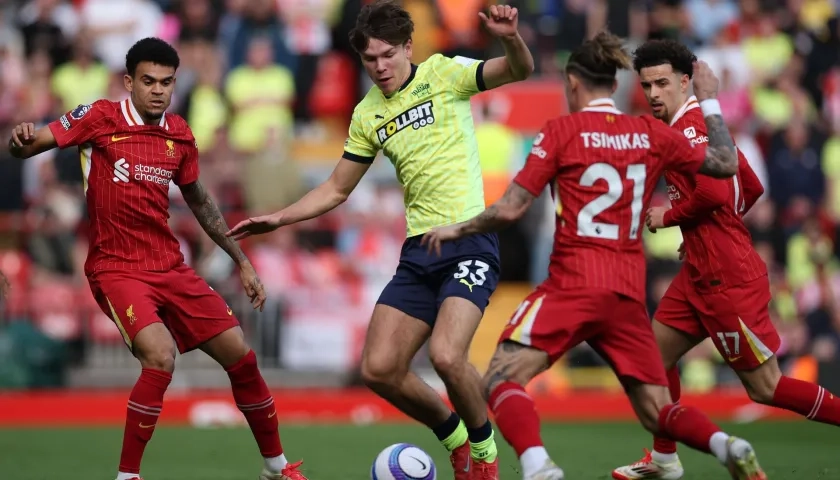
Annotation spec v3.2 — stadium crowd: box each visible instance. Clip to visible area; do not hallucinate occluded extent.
[0,0,839,389]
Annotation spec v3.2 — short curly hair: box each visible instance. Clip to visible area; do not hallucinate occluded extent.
[632,39,697,78]
[349,0,414,53]
[125,37,180,77]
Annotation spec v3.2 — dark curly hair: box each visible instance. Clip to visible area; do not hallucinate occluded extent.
[632,39,697,77]
[566,31,632,89]
[349,0,414,53]
[125,37,180,77]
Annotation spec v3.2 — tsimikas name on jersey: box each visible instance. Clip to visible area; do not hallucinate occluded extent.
[580,132,651,150]
[376,101,435,143]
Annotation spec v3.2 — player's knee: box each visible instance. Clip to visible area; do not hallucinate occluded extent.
[428,344,467,380]
[135,346,176,373]
[360,352,407,390]
[132,324,177,372]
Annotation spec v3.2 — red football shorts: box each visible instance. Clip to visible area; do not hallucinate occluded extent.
[499,287,668,386]
[88,263,240,353]
[655,269,779,370]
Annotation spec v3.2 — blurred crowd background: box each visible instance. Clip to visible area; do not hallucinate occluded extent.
[0,0,839,395]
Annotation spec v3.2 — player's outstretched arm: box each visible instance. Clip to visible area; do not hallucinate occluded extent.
[180,180,266,309]
[226,157,371,240]
[7,123,58,159]
[478,5,535,90]
[691,61,738,178]
[421,182,536,255]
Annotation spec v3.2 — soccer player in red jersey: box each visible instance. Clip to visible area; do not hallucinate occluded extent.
[610,39,840,480]
[423,32,766,480]
[7,38,307,480]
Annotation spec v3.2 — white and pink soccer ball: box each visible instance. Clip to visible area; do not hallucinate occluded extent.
[371,443,437,480]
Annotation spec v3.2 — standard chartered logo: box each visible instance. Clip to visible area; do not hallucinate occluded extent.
[112,158,173,185]
[113,159,129,183]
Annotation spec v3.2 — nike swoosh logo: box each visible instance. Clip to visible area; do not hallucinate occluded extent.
[226,308,233,316]
[728,356,742,363]
[139,423,155,429]
[408,456,427,470]
[111,135,131,142]
[268,411,276,418]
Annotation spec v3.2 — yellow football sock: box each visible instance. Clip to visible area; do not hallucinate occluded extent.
[441,420,468,452]
[470,429,498,463]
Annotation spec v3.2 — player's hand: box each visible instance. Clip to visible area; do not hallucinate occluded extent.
[646,206,668,232]
[678,242,686,260]
[9,122,36,148]
[691,61,719,102]
[226,214,283,241]
[239,262,266,311]
[421,224,464,257]
[479,5,519,38]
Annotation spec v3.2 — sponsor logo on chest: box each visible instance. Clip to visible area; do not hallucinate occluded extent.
[377,100,435,143]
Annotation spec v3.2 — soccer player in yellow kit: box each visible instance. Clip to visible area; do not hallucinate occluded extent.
[227,1,533,478]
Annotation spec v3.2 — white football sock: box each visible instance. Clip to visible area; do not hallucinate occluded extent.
[651,450,678,464]
[264,453,288,473]
[708,431,730,464]
[520,446,551,477]
[117,472,140,480]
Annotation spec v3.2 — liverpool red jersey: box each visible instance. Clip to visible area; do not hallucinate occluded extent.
[514,98,708,304]
[47,99,199,275]
[661,97,766,293]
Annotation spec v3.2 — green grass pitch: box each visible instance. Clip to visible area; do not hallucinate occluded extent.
[0,422,836,479]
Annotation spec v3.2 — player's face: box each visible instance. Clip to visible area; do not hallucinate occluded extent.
[125,62,176,121]
[638,64,689,122]
[360,38,413,95]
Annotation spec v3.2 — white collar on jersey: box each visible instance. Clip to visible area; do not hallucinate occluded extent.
[581,98,623,114]
[120,98,169,130]
[669,95,699,126]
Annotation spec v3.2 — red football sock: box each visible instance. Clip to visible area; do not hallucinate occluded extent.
[119,368,171,474]
[226,350,283,458]
[772,376,840,425]
[653,367,681,455]
[657,404,720,454]
[488,381,543,457]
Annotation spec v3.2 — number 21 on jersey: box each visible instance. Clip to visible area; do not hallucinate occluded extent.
[560,163,647,241]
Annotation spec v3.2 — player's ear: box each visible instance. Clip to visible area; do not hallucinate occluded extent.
[123,73,133,93]
[403,38,413,60]
[680,73,690,93]
[611,78,618,94]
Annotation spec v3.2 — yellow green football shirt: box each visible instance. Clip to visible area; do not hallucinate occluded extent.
[343,53,487,237]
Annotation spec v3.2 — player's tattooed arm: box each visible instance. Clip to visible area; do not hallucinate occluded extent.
[698,114,738,178]
[180,180,248,266]
[460,183,536,235]
[692,60,738,178]
[422,182,536,255]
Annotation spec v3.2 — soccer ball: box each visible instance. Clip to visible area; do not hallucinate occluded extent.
[371,443,437,480]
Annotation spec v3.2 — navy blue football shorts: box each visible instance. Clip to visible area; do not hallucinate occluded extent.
[376,232,501,326]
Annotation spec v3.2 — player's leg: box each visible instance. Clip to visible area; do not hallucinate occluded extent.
[705,277,840,426]
[602,297,766,480]
[613,272,706,479]
[429,240,502,473]
[165,265,305,480]
[90,274,174,480]
[485,288,609,480]
[363,270,468,475]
